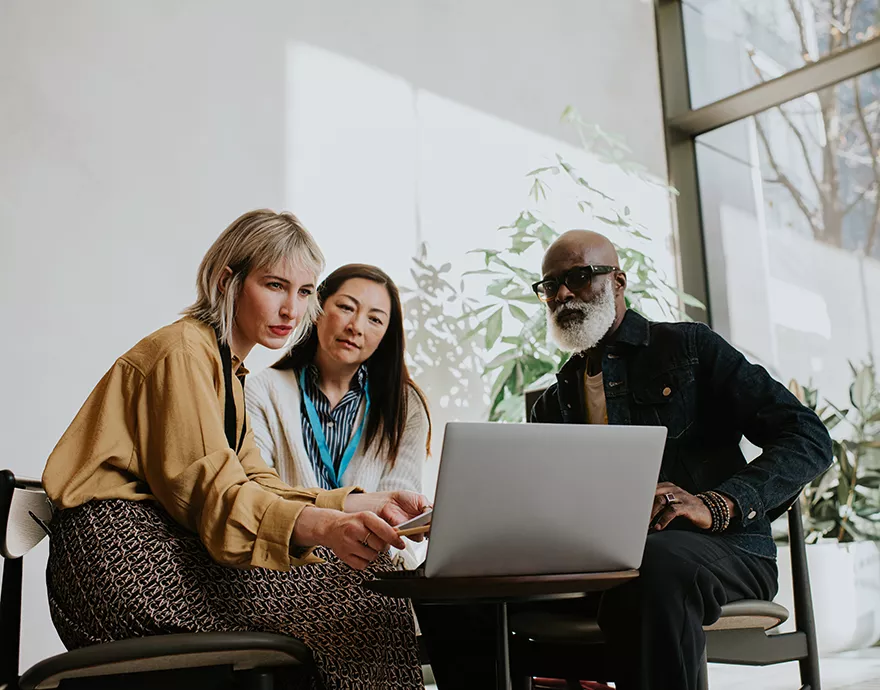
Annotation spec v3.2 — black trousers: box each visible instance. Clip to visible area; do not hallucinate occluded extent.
[415,530,778,690]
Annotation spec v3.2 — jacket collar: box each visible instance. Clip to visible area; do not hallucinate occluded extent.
[612,309,651,347]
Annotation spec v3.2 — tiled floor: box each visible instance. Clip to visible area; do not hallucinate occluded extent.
[425,648,880,689]
[704,647,880,689]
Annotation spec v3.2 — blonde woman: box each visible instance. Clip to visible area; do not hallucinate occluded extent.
[43,210,427,690]
[246,264,431,570]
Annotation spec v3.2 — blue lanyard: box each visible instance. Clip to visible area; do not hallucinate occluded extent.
[300,369,370,489]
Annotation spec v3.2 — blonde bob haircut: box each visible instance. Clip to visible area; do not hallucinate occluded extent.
[183,209,325,346]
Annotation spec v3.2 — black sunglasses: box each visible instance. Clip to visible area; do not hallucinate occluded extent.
[532,265,618,302]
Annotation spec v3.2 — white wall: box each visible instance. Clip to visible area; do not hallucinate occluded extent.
[0,0,668,669]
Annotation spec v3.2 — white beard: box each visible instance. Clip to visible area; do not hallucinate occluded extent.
[546,279,617,353]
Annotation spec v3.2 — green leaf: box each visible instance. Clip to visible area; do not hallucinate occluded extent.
[526,166,559,177]
[810,467,838,505]
[485,309,503,349]
[489,360,515,403]
[597,215,625,227]
[513,212,537,230]
[821,411,846,431]
[838,469,851,508]
[462,268,503,277]
[859,448,880,470]
[851,365,874,412]
[493,393,527,423]
[485,348,519,370]
[508,304,531,323]
[529,178,548,202]
[673,289,707,310]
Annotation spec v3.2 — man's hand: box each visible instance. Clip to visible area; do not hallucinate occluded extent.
[344,491,432,541]
[650,482,712,531]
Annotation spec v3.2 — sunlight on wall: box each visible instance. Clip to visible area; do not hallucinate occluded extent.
[282,42,677,493]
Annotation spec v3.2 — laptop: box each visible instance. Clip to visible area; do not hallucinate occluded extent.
[380,421,668,579]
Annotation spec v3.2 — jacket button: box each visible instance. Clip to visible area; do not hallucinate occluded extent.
[748,510,757,519]
[662,387,672,397]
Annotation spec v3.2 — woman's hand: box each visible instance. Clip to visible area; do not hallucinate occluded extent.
[293,506,406,570]
[346,491,430,524]
[650,482,712,531]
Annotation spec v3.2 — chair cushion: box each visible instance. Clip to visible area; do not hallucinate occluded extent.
[704,600,789,632]
[510,599,790,644]
[19,632,313,690]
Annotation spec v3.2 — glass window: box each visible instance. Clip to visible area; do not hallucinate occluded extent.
[695,68,880,408]
[684,0,880,108]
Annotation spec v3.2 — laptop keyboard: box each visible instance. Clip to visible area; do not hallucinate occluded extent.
[378,567,426,579]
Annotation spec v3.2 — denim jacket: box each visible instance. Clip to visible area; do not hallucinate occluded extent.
[530,309,833,559]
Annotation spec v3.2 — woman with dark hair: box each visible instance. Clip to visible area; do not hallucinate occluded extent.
[246,264,431,568]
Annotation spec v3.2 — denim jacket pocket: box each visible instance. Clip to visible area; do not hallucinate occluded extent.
[630,367,696,440]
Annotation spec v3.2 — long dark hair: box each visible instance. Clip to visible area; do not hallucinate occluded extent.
[273,263,431,465]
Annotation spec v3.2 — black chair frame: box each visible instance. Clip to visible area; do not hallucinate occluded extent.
[0,470,320,690]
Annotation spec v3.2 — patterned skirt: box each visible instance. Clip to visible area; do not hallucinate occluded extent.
[46,499,423,690]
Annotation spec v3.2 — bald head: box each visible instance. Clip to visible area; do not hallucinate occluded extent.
[542,230,620,276]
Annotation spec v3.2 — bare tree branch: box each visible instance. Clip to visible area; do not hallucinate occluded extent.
[746,50,824,197]
[842,0,859,41]
[866,199,880,255]
[853,76,880,252]
[778,103,825,196]
[755,115,822,239]
[788,0,812,57]
[842,181,876,216]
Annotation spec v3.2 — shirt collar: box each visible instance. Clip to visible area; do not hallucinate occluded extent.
[231,354,249,377]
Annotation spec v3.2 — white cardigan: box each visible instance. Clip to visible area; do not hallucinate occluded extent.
[245,366,430,567]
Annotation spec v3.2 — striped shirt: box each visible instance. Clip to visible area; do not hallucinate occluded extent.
[300,363,369,490]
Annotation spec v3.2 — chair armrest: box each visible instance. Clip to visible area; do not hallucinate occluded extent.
[19,632,312,690]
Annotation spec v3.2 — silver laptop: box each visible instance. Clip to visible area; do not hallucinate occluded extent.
[420,422,667,578]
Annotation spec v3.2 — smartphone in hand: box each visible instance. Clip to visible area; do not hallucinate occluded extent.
[395,508,432,535]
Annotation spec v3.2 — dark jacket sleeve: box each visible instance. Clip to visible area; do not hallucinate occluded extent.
[693,323,832,527]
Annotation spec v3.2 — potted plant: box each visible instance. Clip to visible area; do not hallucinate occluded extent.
[403,107,703,424]
[773,362,880,652]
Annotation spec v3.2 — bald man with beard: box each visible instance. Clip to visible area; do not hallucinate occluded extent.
[417,231,832,690]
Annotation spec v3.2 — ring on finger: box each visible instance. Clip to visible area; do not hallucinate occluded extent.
[361,533,372,549]
[663,492,680,505]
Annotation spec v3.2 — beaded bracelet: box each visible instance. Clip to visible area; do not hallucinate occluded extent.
[709,491,730,532]
[698,492,721,532]
[700,492,722,532]
[697,491,731,533]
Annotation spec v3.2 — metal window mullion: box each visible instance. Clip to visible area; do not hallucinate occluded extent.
[670,35,880,137]
[656,0,711,324]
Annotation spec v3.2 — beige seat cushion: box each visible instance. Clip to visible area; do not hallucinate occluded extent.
[703,600,789,632]
[511,599,790,644]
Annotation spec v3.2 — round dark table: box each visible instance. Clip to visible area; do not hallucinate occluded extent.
[365,569,638,690]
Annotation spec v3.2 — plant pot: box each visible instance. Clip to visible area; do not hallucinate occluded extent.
[773,540,880,653]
